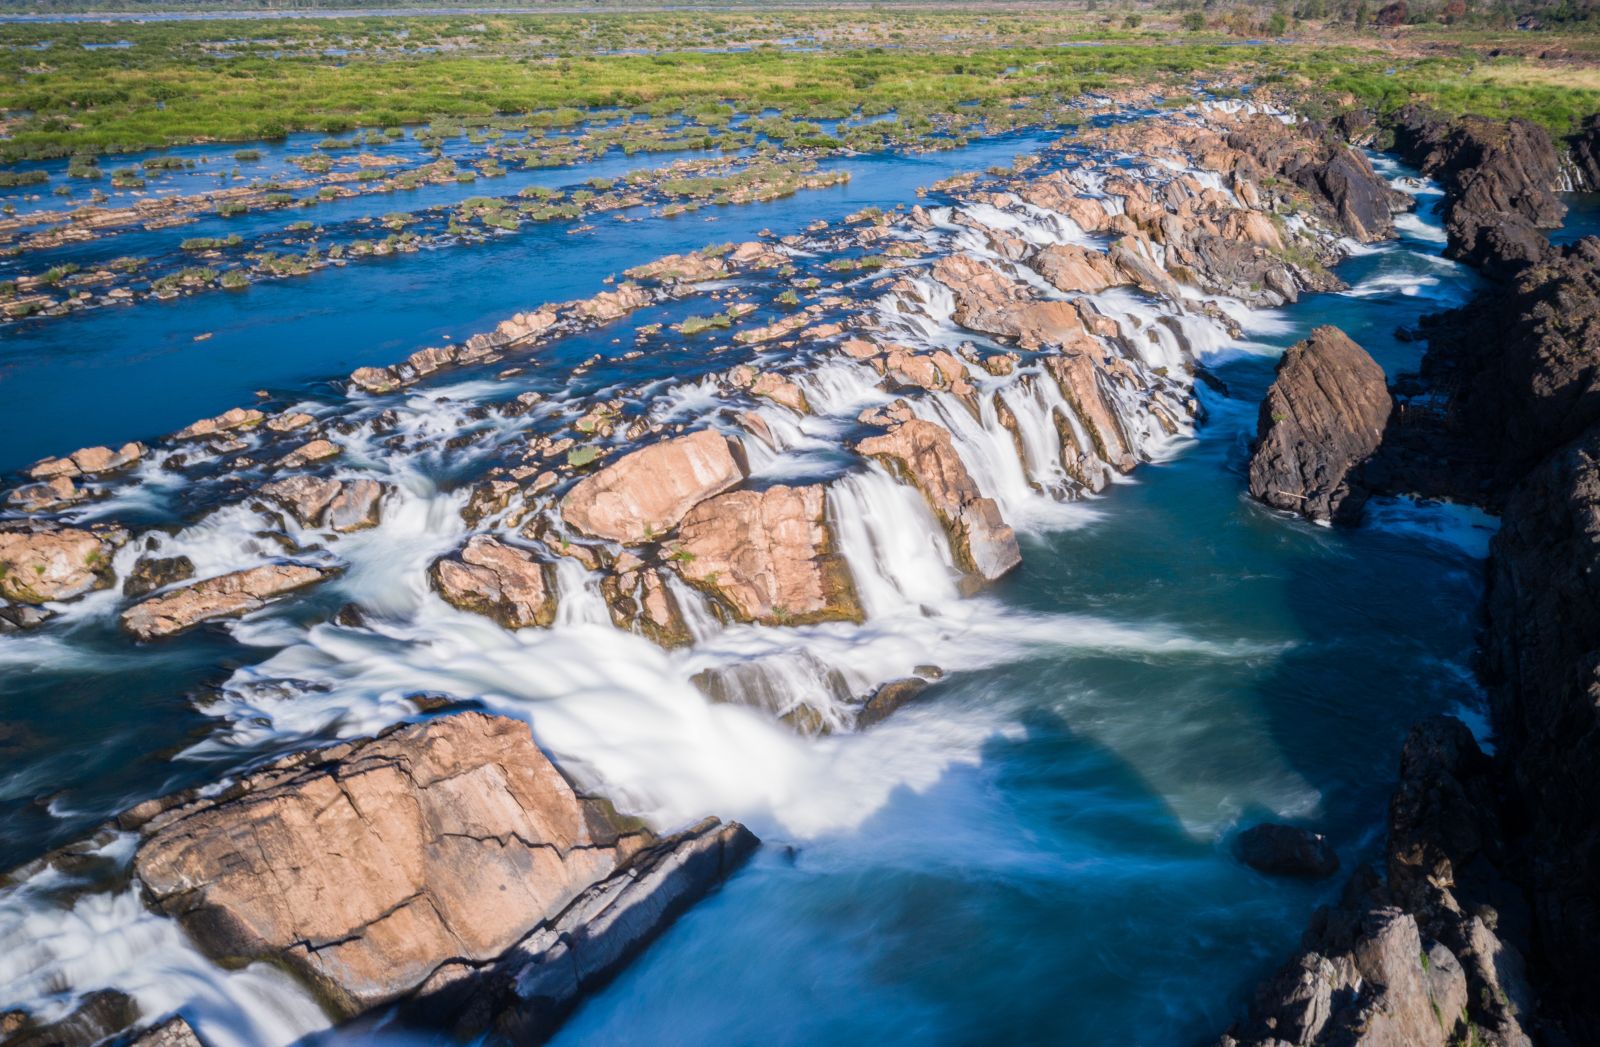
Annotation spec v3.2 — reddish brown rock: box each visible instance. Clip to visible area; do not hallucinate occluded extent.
[1031,244,1122,294]
[327,479,385,533]
[430,536,556,629]
[669,484,861,626]
[855,420,1020,582]
[172,407,265,441]
[121,562,335,640]
[561,430,747,544]
[259,476,343,528]
[0,525,115,605]
[931,255,1084,350]
[132,713,655,1018]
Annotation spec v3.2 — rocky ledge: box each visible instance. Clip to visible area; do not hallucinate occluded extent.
[123,711,755,1036]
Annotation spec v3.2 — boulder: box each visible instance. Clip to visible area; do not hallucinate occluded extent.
[172,407,264,441]
[430,536,557,630]
[931,255,1085,349]
[123,554,196,598]
[1233,824,1339,879]
[120,562,334,640]
[1030,243,1122,294]
[856,419,1020,582]
[856,676,931,729]
[259,476,342,528]
[0,990,139,1047]
[0,525,115,604]
[129,1016,203,1047]
[1247,326,1392,524]
[132,712,754,1028]
[276,439,339,470]
[561,430,747,544]
[669,484,861,626]
[327,479,385,533]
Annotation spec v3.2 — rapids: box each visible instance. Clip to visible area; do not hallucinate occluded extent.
[0,104,1524,1045]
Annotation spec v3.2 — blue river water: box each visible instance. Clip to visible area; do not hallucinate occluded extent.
[0,125,1567,1046]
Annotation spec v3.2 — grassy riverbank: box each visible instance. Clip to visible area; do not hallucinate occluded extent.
[2,8,1600,162]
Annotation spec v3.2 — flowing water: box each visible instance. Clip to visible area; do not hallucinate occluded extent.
[0,114,1521,1045]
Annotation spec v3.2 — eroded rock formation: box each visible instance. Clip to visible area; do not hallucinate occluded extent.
[131,712,756,1025]
[1248,326,1392,524]
[120,562,335,640]
[561,429,747,544]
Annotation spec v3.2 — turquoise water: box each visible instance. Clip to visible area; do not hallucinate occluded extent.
[0,130,1507,1046]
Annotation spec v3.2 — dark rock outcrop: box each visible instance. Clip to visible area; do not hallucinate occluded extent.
[1481,427,1600,1036]
[123,555,196,598]
[1233,824,1339,880]
[1388,106,1565,274]
[1247,326,1392,524]
[1219,718,1535,1047]
[0,990,140,1047]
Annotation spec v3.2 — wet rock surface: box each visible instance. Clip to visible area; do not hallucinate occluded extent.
[1233,824,1339,880]
[430,535,557,630]
[121,562,336,640]
[1248,326,1392,524]
[857,419,1020,583]
[670,484,861,626]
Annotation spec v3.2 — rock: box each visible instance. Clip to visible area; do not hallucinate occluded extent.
[0,525,115,604]
[276,438,339,470]
[749,373,810,414]
[431,536,556,630]
[1219,896,1470,1047]
[669,484,861,626]
[120,562,334,640]
[856,419,1020,583]
[410,816,759,1042]
[259,476,342,528]
[327,479,385,533]
[1388,106,1564,273]
[1044,350,1137,482]
[856,677,930,729]
[1384,237,1600,503]
[930,254,1086,349]
[1233,824,1339,879]
[0,990,140,1047]
[570,283,650,323]
[1247,326,1392,524]
[69,442,145,475]
[600,566,693,647]
[123,554,196,598]
[561,429,747,544]
[625,250,729,283]
[1481,425,1600,1032]
[265,411,314,433]
[0,604,55,632]
[349,366,401,394]
[5,475,86,512]
[172,406,264,441]
[129,1016,204,1047]
[1108,236,1183,300]
[1030,243,1122,294]
[133,712,749,1028]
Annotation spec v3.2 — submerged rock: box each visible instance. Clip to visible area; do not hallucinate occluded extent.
[856,419,1020,583]
[128,1016,203,1047]
[132,712,755,1030]
[1247,326,1391,524]
[561,429,747,544]
[1233,824,1339,879]
[0,990,140,1047]
[430,535,557,629]
[669,484,861,626]
[122,554,196,598]
[120,562,334,640]
[0,525,116,605]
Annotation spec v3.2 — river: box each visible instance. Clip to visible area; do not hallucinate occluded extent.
[0,107,1554,1046]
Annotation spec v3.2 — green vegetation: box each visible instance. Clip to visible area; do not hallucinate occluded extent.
[0,9,1593,171]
